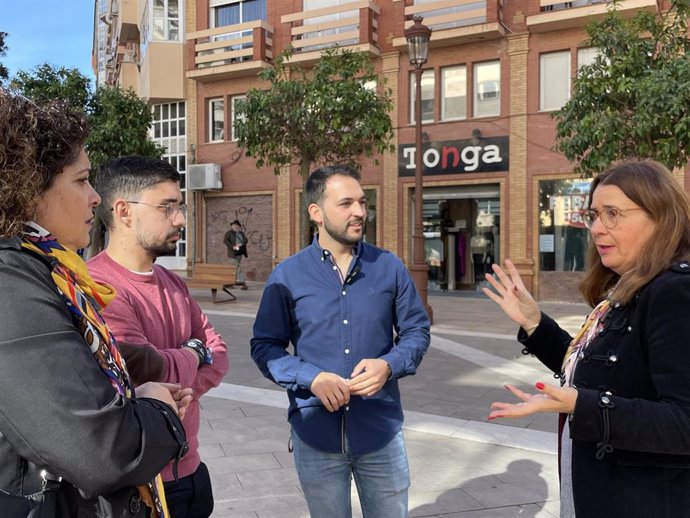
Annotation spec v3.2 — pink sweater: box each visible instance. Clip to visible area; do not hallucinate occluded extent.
[88,251,229,481]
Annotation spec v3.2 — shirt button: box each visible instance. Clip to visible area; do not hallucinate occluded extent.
[332,266,337,270]
[343,319,348,324]
[345,349,350,354]
[345,406,350,411]
[342,291,346,296]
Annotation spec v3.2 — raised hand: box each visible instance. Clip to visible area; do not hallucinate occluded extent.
[482,258,541,330]
[488,382,578,420]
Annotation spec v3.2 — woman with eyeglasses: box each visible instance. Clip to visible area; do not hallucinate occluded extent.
[0,90,192,517]
[483,160,690,518]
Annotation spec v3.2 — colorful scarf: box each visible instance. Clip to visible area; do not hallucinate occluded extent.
[21,223,169,518]
[561,298,611,386]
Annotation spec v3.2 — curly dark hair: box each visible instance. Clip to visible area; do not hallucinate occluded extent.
[0,89,89,237]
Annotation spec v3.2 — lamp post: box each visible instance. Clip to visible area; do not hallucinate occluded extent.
[405,16,433,323]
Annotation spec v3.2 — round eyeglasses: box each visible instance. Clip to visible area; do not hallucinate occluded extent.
[125,201,187,220]
[581,207,645,229]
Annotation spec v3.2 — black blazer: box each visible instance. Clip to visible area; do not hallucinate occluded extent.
[521,263,690,518]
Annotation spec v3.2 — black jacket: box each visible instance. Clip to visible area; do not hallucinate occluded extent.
[223,230,248,258]
[0,238,188,517]
[521,263,690,518]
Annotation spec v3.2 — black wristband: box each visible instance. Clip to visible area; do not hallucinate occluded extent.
[181,339,211,366]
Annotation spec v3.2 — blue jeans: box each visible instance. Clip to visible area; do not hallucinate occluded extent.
[291,429,410,518]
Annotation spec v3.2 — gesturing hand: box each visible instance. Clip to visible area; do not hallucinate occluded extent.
[311,372,350,412]
[348,359,390,397]
[488,382,578,420]
[482,259,541,330]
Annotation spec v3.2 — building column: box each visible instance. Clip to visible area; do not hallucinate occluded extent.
[380,51,401,256]
[506,33,535,291]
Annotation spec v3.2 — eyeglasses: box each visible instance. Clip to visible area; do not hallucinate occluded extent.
[581,207,645,229]
[125,201,187,220]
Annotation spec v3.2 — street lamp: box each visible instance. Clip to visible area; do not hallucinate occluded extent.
[405,16,433,323]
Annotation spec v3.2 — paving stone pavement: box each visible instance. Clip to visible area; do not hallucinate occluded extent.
[188,282,591,517]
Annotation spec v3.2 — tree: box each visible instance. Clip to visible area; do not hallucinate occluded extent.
[0,32,8,83]
[11,64,92,109]
[235,46,395,179]
[87,86,164,170]
[554,0,690,176]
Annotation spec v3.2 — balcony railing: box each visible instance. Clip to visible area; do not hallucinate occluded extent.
[527,0,659,31]
[187,20,274,81]
[281,0,381,60]
[392,0,504,49]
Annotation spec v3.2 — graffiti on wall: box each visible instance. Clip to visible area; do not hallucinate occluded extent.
[206,195,273,281]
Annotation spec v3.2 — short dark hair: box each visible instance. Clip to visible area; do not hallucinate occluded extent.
[304,165,361,208]
[230,220,241,227]
[0,90,89,237]
[96,155,180,229]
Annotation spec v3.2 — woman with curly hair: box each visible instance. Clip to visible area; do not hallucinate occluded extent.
[0,89,191,517]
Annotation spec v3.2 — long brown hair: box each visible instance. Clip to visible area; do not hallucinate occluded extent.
[580,160,690,306]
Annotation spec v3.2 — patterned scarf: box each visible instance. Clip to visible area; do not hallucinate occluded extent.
[561,298,611,386]
[21,223,169,518]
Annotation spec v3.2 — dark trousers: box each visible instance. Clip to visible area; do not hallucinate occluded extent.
[163,462,214,518]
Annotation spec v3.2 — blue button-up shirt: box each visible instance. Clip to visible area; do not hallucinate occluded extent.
[251,237,430,456]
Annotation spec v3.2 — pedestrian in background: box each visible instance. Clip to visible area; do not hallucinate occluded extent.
[223,219,248,289]
[0,91,190,517]
[484,160,690,517]
[89,156,229,518]
[251,165,430,518]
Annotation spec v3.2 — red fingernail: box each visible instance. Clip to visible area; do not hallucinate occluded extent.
[535,382,545,390]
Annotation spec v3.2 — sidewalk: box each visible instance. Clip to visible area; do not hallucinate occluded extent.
[191,282,590,517]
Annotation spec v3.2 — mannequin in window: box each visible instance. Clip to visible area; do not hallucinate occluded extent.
[471,230,488,282]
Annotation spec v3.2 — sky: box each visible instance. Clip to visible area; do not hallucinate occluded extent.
[0,0,96,81]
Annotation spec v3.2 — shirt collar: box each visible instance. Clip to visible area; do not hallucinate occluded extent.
[311,234,362,262]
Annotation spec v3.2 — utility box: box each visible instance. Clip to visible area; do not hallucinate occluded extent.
[188,163,222,190]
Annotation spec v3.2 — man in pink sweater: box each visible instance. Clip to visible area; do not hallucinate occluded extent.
[88,156,229,518]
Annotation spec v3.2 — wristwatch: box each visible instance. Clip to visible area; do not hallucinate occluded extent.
[181,338,213,366]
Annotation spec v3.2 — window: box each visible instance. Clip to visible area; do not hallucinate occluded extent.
[474,61,500,118]
[577,47,598,71]
[442,66,466,121]
[231,95,246,141]
[540,51,570,111]
[150,101,187,263]
[302,0,358,48]
[410,70,435,123]
[209,98,225,142]
[152,0,181,41]
[538,179,592,272]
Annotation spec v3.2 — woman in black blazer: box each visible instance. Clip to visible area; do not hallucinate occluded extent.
[484,160,690,518]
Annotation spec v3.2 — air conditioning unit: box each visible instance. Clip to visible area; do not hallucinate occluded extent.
[188,163,222,190]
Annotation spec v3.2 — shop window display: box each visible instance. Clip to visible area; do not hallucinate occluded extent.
[538,179,592,272]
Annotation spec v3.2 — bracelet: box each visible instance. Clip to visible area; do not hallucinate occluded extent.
[181,339,213,366]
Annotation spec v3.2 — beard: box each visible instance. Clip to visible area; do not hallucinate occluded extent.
[323,213,365,246]
[136,230,179,258]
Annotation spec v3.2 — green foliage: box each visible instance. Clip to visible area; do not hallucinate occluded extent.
[554,0,690,176]
[235,46,395,177]
[87,86,164,171]
[10,64,163,172]
[11,64,92,109]
[0,32,8,83]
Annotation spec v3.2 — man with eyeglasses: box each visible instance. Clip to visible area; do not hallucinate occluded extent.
[87,156,229,518]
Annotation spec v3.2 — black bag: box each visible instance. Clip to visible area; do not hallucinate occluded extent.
[0,474,68,518]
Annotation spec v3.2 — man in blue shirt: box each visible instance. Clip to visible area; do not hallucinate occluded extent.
[251,165,430,518]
